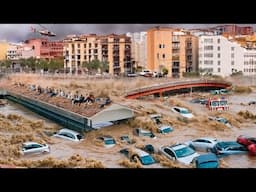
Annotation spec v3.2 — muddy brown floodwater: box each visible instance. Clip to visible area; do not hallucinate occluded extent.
[0,74,256,168]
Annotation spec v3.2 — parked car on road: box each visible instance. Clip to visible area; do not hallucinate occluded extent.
[193,153,219,168]
[184,137,218,152]
[210,141,248,156]
[53,128,84,142]
[21,142,50,155]
[119,148,156,165]
[159,144,199,165]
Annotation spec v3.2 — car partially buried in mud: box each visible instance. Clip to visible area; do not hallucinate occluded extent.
[134,128,156,139]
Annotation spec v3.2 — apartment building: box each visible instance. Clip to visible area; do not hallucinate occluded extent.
[126,32,147,69]
[24,38,63,59]
[199,35,256,77]
[63,34,132,75]
[147,27,198,78]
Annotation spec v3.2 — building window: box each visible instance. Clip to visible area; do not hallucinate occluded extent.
[204,53,213,57]
[77,44,80,48]
[204,38,213,43]
[218,53,221,58]
[162,54,165,58]
[217,46,220,51]
[84,44,86,48]
[218,61,221,65]
[217,39,220,43]
[95,43,98,48]
[231,53,234,58]
[218,68,221,72]
[159,44,161,48]
[204,45,213,50]
[231,47,234,51]
[84,55,87,60]
[157,53,159,59]
[77,50,80,54]
[89,43,91,48]
[163,44,165,48]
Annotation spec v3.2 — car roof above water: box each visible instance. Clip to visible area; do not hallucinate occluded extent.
[58,128,81,135]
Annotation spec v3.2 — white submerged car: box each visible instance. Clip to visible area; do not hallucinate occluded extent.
[184,137,218,152]
[53,128,84,142]
[21,142,50,155]
[171,106,194,119]
[159,144,199,165]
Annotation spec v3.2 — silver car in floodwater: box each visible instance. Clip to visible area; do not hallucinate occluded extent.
[53,128,84,142]
[21,142,50,155]
[159,144,199,165]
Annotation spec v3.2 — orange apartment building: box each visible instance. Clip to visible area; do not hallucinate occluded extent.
[63,34,132,75]
[147,27,198,78]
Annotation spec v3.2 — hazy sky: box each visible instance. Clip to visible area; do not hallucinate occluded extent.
[0,24,255,42]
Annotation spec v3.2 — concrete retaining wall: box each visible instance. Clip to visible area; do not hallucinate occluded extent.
[6,91,93,133]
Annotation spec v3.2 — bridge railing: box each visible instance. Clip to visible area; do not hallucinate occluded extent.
[125,79,232,96]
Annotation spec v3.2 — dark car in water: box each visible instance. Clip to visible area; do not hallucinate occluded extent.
[210,141,248,156]
[193,153,219,168]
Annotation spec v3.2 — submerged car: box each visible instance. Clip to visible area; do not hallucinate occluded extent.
[120,135,135,144]
[193,153,219,168]
[171,106,194,119]
[149,114,173,134]
[190,98,208,105]
[209,116,232,128]
[21,142,50,155]
[159,144,199,165]
[237,135,256,155]
[119,148,156,165]
[184,137,218,152]
[210,141,248,156]
[53,128,84,142]
[97,136,116,148]
[134,128,156,139]
[237,135,256,146]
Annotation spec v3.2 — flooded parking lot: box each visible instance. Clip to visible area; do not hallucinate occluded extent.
[0,74,256,168]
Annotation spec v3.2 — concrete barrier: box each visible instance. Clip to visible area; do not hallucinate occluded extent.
[6,91,92,133]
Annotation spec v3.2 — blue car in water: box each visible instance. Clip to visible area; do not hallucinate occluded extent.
[193,153,219,168]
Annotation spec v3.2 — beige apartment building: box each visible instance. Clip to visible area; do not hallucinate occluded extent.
[147,27,198,78]
[63,34,132,75]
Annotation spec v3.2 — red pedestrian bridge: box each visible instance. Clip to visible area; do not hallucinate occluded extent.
[125,79,232,99]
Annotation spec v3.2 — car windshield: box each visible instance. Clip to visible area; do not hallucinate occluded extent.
[140,155,155,165]
[174,146,195,158]
[198,161,218,168]
[218,118,228,124]
[162,128,172,134]
[105,139,115,145]
[180,109,190,114]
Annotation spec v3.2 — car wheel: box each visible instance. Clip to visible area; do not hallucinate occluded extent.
[206,148,211,152]
[189,145,195,150]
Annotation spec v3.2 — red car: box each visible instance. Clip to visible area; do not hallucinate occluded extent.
[237,135,256,155]
[237,135,256,146]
